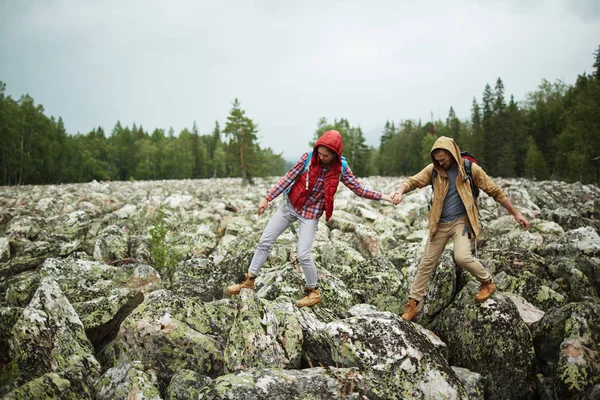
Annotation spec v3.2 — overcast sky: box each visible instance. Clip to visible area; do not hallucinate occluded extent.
[1,0,598,161]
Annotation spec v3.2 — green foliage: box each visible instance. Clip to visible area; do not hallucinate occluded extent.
[0,85,285,185]
[524,136,550,180]
[223,98,270,183]
[148,206,180,279]
[553,74,600,182]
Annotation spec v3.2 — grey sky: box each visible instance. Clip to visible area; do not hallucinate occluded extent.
[1,0,598,162]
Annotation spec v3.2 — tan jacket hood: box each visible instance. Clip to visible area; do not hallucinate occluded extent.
[430,136,466,179]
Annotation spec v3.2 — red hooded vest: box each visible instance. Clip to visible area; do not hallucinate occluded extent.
[288,130,344,221]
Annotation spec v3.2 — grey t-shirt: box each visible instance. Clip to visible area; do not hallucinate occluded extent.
[440,166,467,222]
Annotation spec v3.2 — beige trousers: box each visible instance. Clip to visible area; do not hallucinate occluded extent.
[409,216,491,302]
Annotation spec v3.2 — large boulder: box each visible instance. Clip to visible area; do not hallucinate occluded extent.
[1,277,101,398]
[432,282,537,400]
[303,307,468,399]
[532,301,600,399]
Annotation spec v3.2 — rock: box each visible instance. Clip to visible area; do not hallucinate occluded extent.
[304,308,469,399]
[197,367,365,399]
[451,366,485,400]
[1,277,101,397]
[224,290,302,372]
[432,282,537,400]
[95,361,161,400]
[165,369,211,400]
[93,225,129,262]
[98,290,226,390]
[532,301,600,399]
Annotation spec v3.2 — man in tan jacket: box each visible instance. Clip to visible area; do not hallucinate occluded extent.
[392,136,530,321]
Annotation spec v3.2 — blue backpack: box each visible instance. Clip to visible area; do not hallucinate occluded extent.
[285,150,347,194]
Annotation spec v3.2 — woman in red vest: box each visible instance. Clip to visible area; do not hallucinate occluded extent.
[226,130,394,307]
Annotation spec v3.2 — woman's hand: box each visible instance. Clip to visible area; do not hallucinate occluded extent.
[257,198,269,216]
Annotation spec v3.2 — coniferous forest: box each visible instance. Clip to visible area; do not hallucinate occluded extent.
[1,45,599,186]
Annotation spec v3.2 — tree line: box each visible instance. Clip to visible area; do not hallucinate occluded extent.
[0,94,285,185]
[317,45,600,184]
[1,45,598,186]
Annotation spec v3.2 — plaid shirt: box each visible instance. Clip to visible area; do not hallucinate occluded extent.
[265,152,382,220]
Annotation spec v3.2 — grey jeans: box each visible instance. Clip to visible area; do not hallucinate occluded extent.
[248,200,319,288]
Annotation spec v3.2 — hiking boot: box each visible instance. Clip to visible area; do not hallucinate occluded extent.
[225,273,255,295]
[475,280,496,303]
[297,287,321,307]
[401,298,419,321]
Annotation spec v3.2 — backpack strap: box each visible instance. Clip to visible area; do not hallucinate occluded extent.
[463,159,479,201]
[339,156,347,181]
[285,151,312,195]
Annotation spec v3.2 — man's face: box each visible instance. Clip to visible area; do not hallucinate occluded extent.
[433,150,455,170]
[317,146,336,165]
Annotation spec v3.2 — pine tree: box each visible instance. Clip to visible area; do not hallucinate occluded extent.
[593,44,600,80]
[524,136,549,180]
[481,83,494,172]
[446,106,460,139]
[470,97,485,165]
[223,98,259,182]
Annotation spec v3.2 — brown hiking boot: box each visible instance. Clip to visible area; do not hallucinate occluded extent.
[297,287,322,307]
[401,298,419,321]
[225,273,255,295]
[475,280,496,303]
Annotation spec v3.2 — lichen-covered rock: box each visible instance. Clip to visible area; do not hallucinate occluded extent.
[129,235,153,265]
[451,366,484,400]
[40,257,159,351]
[494,270,566,311]
[503,292,545,326]
[0,306,22,375]
[325,209,361,233]
[1,175,600,399]
[532,301,600,399]
[254,262,354,320]
[567,227,600,256]
[94,224,129,262]
[344,258,408,315]
[353,223,381,258]
[5,216,44,240]
[165,369,211,400]
[224,290,302,372]
[2,372,80,399]
[98,289,225,390]
[304,307,468,399]
[0,237,10,262]
[171,257,235,302]
[432,282,536,400]
[197,367,365,399]
[1,269,40,307]
[2,277,101,397]
[95,361,161,400]
[315,240,366,281]
[546,257,599,302]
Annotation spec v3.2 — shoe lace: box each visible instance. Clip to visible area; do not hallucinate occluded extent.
[303,287,312,297]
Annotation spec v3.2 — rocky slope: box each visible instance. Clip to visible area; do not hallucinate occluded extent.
[0,176,599,399]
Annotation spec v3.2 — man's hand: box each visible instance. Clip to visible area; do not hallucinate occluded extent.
[257,198,269,216]
[391,191,404,205]
[514,213,530,230]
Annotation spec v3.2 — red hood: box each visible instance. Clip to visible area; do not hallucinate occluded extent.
[314,130,343,158]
